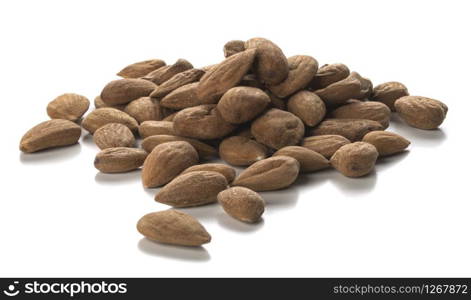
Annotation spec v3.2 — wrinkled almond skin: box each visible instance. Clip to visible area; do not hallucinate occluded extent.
[269,55,318,98]
[314,72,368,106]
[395,96,448,130]
[100,79,156,106]
[245,38,289,85]
[217,87,270,124]
[362,131,410,156]
[331,101,391,128]
[311,119,384,141]
[239,74,264,89]
[309,63,350,90]
[371,81,409,111]
[160,82,203,109]
[330,142,378,177]
[266,91,286,110]
[94,147,148,173]
[142,59,193,85]
[124,97,167,123]
[150,68,205,99]
[141,135,217,159]
[173,105,236,140]
[218,187,265,223]
[138,121,175,138]
[181,163,236,183]
[197,49,256,102]
[117,59,166,78]
[302,135,351,158]
[224,40,246,57]
[94,96,126,111]
[82,108,138,134]
[233,156,300,191]
[93,123,135,150]
[219,136,268,166]
[137,210,211,246]
[351,72,373,99]
[273,146,330,172]
[141,141,199,188]
[155,171,228,207]
[251,108,305,150]
[287,90,326,127]
[20,119,81,153]
[47,93,90,121]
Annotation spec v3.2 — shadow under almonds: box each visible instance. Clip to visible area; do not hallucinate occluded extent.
[389,114,447,147]
[137,238,210,262]
[19,143,82,164]
[260,187,299,210]
[81,133,96,147]
[94,170,142,184]
[217,212,265,233]
[179,204,221,221]
[375,150,410,172]
[331,170,378,195]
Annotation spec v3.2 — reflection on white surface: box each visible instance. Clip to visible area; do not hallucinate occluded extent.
[389,115,447,147]
[217,213,265,233]
[94,170,142,184]
[19,143,82,164]
[137,238,210,262]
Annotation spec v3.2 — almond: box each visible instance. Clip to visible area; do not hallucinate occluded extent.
[218,187,264,223]
[330,142,378,177]
[117,59,166,78]
[138,121,175,138]
[330,101,391,128]
[223,40,246,57]
[181,163,236,183]
[142,59,193,85]
[94,147,147,173]
[93,123,135,150]
[124,97,166,123]
[219,136,268,166]
[100,79,156,106]
[273,146,330,172]
[217,87,270,124]
[150,68,205,99]
[302,135,351,158]
[160,82,203,109]
[47,93,90,121]
[371,81,409,111]
[82,108,138,134]
[309,63,350,90]
[94,96,126,111]
[395,96,448,129]
[286,90,326,127]
[314,72,365,106]
[310,118,383,141]
[362,131,411,156]
[141,135,217,159]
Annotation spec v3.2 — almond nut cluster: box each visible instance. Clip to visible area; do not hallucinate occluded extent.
[20,38,447,247]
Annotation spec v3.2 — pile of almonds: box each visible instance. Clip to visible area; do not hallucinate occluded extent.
[19,38,448,247]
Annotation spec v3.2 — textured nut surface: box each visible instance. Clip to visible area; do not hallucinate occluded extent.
[330,142,378,177]
[94,96,126,111]
[224,40,246,57]
[395,96,448,129]
[371,81,409,111]
[117,59,166,78]
[245,38,289,85]
[47,93,90,121]
[302,135,351,158]
[217,87,270,124]
[100,79,156,105]
[94,147,148,173]
[138,121,175,138]
[142,59,193,85]
[309,63,350,90]
[124,97,166,123]
[82,108,138,134]
[331,101,391,128]
[20,119,81,153]
[311,119,384,141]
[141,141,199,188]
[137,210,211,246]
[251,108,305,150]
[93,123,135,149]
[362,131,410,156]
[141,135,217,159]
[314,72,363,106]
[273,146,330,172]
[160,82,203,109]
[173,105,236,140]
[287,90,326,127]
[219,136,268,166]
[233,156,300,191]
[182,163,236,183]
[150,68,205,99]
[218,187,265,223]
[155,171,228,207]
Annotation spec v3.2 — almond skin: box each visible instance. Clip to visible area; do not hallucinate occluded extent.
[233,156,300,191]
[371,81,409,111]
[310,118,384,141]
[141,141,199,188]
[302,135,351,158]
[330,142,378,177]
[124,97,167,123]
[47,93,90,121]
[395,96,448,130]
[100,79,156,106]
[20,119,81,153]
[82,108,138,134]
[141,135,217,159]
[223,40,246,57]
[150,68,205,99]
[219,136,268,166]
[217,87,270,124]
[273,146,330,172]
[93,123,135,150]
[137,210,211,246]
[117,59,166,78]
[181,163,236,183]
[362,131,411,156]
[314,72,371,106]
[287,90,326,127]
[94,147,148,173]
[218,187,265,223]
[94,96,126,111]
[160,82,203,109]
[309,63,350,90]
[142,59,193,85]
[155,171,228,207]
[138,121,175,138]
[331,101,391,128]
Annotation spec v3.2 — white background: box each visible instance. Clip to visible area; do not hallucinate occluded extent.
[1,0,470,277]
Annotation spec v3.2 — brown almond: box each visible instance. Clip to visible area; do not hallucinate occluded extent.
[117,59,166,78]
[395,96,448,129]
[47,93,90,121]
[233,156,300,191]
[287,90,326,127]
[302,135,351,158]
[141,141,199,188]
[94,147,148,173]
[219,136,268,166]
[93,123,135,150]
[162,112,178,121]
[124,97,166,123]
[94,96,126,111]
[266,91,286,110]
[362,131,411,156]
[310,119,383,141]
[330,142,378,177]
[273,146,330,172]
[82,108,138,134]
[350,72,373,99]
[142,59,193,85]
[181,163,236,183]
[217,87,270,124]
[150,68,205,99]
[251,108,305,150]
[371,81,409,111]
[160,82,202,109]
[309,63,350,90]
[19,119,81,153]
[141,135,217,159]
[138,121,175,138]
[224,40,246,57]
[155,171,228,207]
[218,187,264,223]
[314,72,363,106]
[331,101,391,128]
[100,79,156,106]
[137,210,211,246]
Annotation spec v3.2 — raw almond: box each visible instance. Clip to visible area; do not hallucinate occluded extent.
[309,63,350,90]
[371,81,409,111]
[94,96,126,111]
[266,91,286,110]
[124,97,166,123]
[223,40,246,57]
[330,101,391,128]
[287,90,326,127]
[217,87,270,124]
[141,135,217,159]
[314,72,363,106]
[117,59,166,78]
[362,131,410,156]
[219,136,268,166]
[273,146,330,172]
[138,121,175,138]
[302,135,351,158]
[181,163,236,183]
[94,147,148,173]
[141,141,199,188]
[93,123,135,149]
[160,82,203,109]
[142,59,193,85]
[395,96,448,129]
[20,119,81,153]
[150,68,205,99]
[310,118,384,141]
[155,171,228,207]
[47,93,90,121]
[330,142,378,177]
[100,79,156,106]
[82,108,138,134]
[218,187,265,223]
